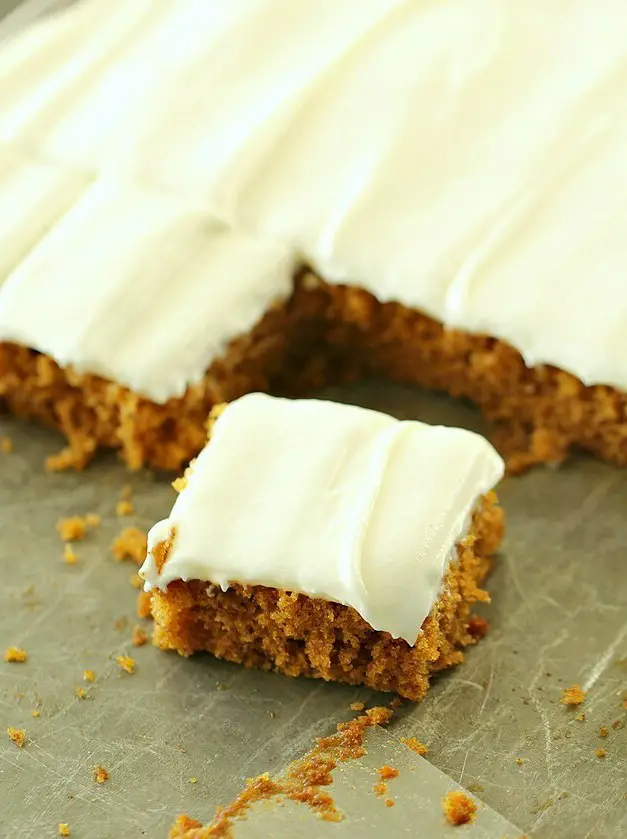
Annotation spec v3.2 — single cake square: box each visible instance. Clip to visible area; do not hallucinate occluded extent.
[140,393,505,700]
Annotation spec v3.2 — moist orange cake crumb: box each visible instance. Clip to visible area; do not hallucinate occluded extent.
[562,685,586,706]
[131,626,148,647]
[516,758,525,766]
[377,765,399,781]
[576,713,587,722]
[599,726,609,738]
[58,824,70,837]
[93,765,109,784]
[7,727,26,748]
[63,544,78,565]
[170,706,393,837]
[4,646,27,663]
[137,590,152,619]
[116,655,136,674]
[466,615,490,640]
[116,499,134,517]
[74,687,88,700]
[111,527,147,564]
[401,737,429,756]
[373,781,387,797]
[442,790,477,826]
[385,799,394,807]
[32,710,40,718]
[595,748,607,759]
[83,669,95,682]
[1,436,13,453]
[349,702,365,711]
[56,516,87,542]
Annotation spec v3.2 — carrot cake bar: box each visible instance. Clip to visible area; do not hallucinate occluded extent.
[1,0,627,471]
[139,393,505,700]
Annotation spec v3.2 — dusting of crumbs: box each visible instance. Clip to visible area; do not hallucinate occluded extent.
[7,727,26,748]
[4,646,27,663]
[562,685,586,706]
[401,736,429,756]
[111,527,147,564]
[442,790,477,826]
[131,626,148,647]
[116,655,136,674]
[93,765,109,784]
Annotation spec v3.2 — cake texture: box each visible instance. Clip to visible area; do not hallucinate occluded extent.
[1,1,627,471]
[139,394,505,699]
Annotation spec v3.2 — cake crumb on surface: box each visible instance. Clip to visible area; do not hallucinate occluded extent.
[442,791,477,826]
[74,687,87,700]
[401,737,428,756]
[93,765,109,783]
[58,823,70,836]
[515,758,525,766]
[576,712,586,722]
[83,669,95,682]
[385,799,394,808]
[131,625,148,647]
[599,726,608,738]
[116,499,134,517]
[111,527,147,564]
[116,654,136,674]
[562,685,585,706]
[373,781,387,797]
[56,516,87,542]
[169,706,393,836]
[7,727,26,748]
[63,544,78,565]
[137,590,152,619]
[32,710,40,718]
[595,748,607,759]
[377,765,399,781]
[1,436,13,453]
[4,646,27,663]
[350,702,365,711]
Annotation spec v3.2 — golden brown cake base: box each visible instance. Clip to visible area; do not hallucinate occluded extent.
[149,493,504,701]
[1,272,626,472]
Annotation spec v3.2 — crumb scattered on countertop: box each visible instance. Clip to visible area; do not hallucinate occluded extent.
[4,646,27,663]
[377,765,399,781]
[516,758,524,766]
[112,527,147,564]
[56,516,87,542]
[401,736,428,756]
[137,590,152,619]
[170,706,393,836]
[131,625,148,647]
[64,544,78,565]
[384,799,394,807]
[595,748,607,759]
[116,655,136,674]
[442,791,477,826]
[74,687,88,700]
[1,436,13,453]
[32,710,40,718]
[83,669,95,682]
[612,720,623,730]
[562,685,585,706]
[373,780,387,797]
[350,702,364,711]
[116,499,134,517]
[576,712,586,722]
[599,726,608,738]
[7,727,26,748]
[58,823,70,836]
[93,765,109,784]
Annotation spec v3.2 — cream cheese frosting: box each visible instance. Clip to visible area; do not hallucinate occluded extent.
[1,0,627,395]
[140,393,505,645]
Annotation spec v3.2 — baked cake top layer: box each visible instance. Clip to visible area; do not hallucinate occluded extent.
[1,0,627,395]
[140,394,504,644]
